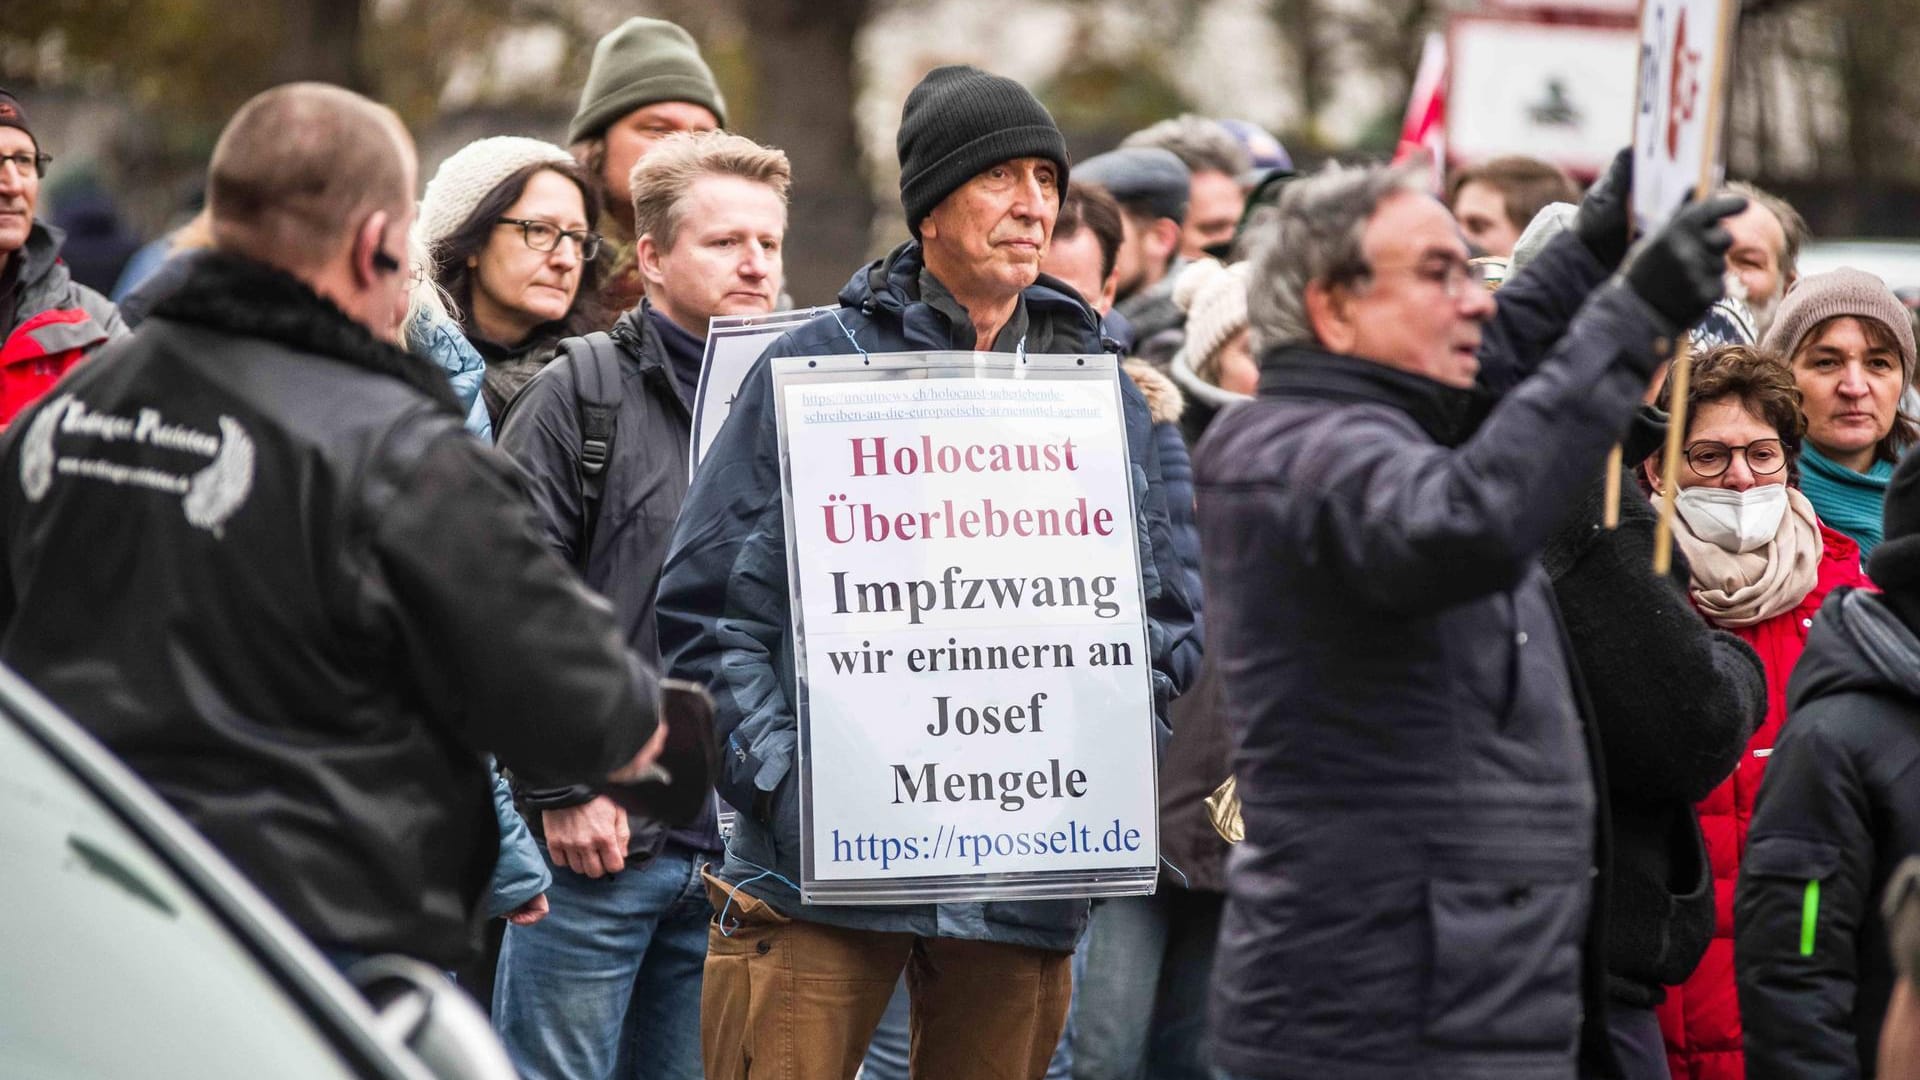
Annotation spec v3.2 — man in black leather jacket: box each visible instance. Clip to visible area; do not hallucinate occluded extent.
[0,83,667,968]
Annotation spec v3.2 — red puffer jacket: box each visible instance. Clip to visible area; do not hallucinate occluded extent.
[1654,522,1868,1079]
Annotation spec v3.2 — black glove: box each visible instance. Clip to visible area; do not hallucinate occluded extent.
[1574,147,1633,270]
[1623,193,1747,332]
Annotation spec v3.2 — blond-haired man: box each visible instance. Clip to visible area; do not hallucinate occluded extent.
[493,130,790,1080]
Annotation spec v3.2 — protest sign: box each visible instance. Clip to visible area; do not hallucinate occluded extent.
[1631,0,1738,235]
[772,352,1159,905]
[1630,0,1739,569]
[1447,13,1638,177]
[691,305,838,476]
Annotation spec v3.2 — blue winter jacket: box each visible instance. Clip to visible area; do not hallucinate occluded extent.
[409,315,495,442]
[655,240,1197,951]
[410,314,548,916]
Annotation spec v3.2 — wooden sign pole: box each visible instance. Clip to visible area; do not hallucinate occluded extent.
[1651,336,1692,575]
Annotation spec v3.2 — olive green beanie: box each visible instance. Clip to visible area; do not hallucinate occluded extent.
[567,17,727,144]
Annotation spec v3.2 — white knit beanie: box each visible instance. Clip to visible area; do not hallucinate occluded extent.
[1174,258,1252,375]
[417,136,577,250]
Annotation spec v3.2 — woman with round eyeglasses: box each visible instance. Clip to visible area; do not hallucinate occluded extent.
[1643,344,1871,1076]
[418,136,609,428]
[1760,267,1919,557]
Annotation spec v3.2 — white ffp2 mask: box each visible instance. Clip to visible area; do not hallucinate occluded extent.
[1675,484,1790,554]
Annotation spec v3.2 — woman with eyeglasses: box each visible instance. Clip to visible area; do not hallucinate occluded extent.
[418,137,607,428]
[1759,268,1920,558]
[1644,344,1871,1079]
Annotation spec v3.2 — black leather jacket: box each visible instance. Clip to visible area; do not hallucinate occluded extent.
[0,253,661,965]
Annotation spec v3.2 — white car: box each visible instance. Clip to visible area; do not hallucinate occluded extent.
[1798,239,1920,294]
[0,665,518,1080]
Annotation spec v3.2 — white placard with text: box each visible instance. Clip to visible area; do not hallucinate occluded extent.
[691,306,838,476]
[1631,0,1739,235]
[772,352,1159,905]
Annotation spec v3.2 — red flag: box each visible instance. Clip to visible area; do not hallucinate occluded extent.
[1393,32,1448,192]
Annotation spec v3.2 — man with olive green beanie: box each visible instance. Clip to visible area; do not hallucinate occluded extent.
[567,16,726,311]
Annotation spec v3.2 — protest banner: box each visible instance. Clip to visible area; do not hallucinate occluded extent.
[1447,12,1638,177]
[1629,0,1739,568]
[691,305,838,476]
[771,352,1159,905]
[1630,0,1738,236]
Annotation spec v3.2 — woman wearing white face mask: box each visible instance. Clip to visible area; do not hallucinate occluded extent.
[1644,344,1872,1071]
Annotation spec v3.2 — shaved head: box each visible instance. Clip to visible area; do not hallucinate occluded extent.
[209,83,415,273]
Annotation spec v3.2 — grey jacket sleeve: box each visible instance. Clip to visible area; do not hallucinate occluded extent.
[1290,282,1668,615]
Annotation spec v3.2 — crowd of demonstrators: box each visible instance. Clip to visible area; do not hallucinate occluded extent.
[1738,450,1920,1077]
[1763,268,1920,557]
[0,82,671,969]
[1446,154,1580,258]
[490,130,790,1080]
[19,13,1920,1080]
[1646,344,1873,1080]
[0,90,126,423]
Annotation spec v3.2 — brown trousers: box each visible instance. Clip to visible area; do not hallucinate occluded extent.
[701,872,1072,1080]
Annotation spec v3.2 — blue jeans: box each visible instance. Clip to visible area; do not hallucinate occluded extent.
[1071,890,1221,1080]
[492,842,711,1080]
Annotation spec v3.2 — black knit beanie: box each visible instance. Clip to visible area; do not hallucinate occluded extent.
[0,89,34,152]
[1870,450,1920,602]
[896,65,1070,236]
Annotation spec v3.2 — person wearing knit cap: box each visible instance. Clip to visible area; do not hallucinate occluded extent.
[656,64,1196,1080]
[1077,147,1189,308]
[419,136,605,429]
[566,17,725,311]
[1166,258,1252,442]
[1732,442,1920,1077]
[0,86,127,405]
[1763,266,1919,556]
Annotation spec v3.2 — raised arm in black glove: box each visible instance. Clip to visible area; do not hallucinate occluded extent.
[1623,193,1747,332]
[1574,146,1633,271]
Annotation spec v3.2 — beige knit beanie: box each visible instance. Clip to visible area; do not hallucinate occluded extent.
[1174,258,1252,379]
[417,136,576,250]
[1761,267,1917,390]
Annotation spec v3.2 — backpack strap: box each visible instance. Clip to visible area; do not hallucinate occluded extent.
[556,332,624,570]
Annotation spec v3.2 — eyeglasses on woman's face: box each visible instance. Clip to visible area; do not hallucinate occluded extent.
[495,217,602,261]
[1683,438,1788,478]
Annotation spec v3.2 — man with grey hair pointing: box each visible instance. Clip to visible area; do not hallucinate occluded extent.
[1194,152,1746,1078]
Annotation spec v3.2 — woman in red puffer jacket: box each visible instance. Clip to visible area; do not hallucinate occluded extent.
[1644,344,1871,1080]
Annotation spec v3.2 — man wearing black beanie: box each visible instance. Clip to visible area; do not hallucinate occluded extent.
[656,64,1196,1079]
[1736,448,1920,1077]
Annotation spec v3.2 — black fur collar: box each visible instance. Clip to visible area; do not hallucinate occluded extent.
[151,251,461,415]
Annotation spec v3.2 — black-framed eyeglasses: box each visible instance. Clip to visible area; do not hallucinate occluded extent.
[0,151,51,179]
[496,218,602,261]
[1683,438,1788,478]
